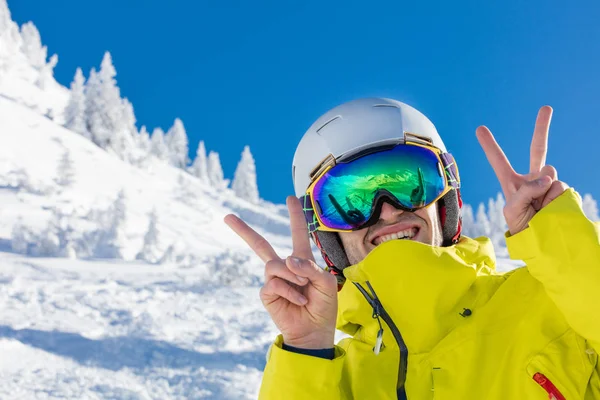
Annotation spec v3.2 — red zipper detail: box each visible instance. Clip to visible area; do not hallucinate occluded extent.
[533,372,566,400]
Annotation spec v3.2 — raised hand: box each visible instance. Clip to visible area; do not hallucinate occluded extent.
[476,106,569,235]
[224,196,338,349]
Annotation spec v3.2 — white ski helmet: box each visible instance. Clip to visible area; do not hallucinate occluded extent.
[292,97,462,273]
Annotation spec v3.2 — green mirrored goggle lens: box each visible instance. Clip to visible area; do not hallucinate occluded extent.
[312,145,447,230]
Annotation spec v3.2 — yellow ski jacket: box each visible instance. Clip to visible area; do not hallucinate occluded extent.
[259,189,600,399]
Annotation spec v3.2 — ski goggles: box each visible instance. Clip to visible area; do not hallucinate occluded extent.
[299,139,460,233]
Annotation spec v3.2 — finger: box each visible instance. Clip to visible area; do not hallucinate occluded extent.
[286,256,338,296]
[511,176,553,208]
[224,214,279,263]
[476,126,519,195]
[261,277,307,306]
[287,196,314,260]
[531,165,558,210]
[265,259,309,286]
[539,164,557,181]
[530,106,553,174]
[541,181,569,208]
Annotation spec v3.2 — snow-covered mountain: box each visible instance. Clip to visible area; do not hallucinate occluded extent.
[0,0,597,398]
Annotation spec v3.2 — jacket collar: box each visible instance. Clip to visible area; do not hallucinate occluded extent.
[337,236,497,354]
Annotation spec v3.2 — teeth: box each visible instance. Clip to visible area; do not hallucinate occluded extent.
[375,228,416,245]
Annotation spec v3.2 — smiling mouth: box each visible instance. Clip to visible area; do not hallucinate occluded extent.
[372,227,419,246]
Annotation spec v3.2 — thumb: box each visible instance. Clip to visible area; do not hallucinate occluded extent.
[514,176,553,206]
[285,256,337,295]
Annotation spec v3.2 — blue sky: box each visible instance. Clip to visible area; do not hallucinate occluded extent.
[10,0,600,207]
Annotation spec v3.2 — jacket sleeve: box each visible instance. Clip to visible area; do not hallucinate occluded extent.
[506,188,600,352]
[259,335,347,399]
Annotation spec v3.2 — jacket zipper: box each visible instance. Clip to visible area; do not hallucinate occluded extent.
[354,281,408,400]
[533,373,566,400]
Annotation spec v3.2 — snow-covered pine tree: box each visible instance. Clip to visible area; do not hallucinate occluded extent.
[55,149,76,187]
[0,0,13,38]
[19,21,46,69]
[151,127,169,161]
[33,215,61,256]
[0,0,21,70]
[475,203,491,238]
[460,204,476,238]
[110,97,137,162]
[166,118,189,168]
[36,53,57,90]
[137,126,151,154]
[231,145,259,203]
[85,52,127,151]
[98,189,127,259]
[136,208,161,263]
[11,217,31,254]
[207,151,228,189]
[19,21,57,89]
[583,194,599,221]
[64,68,89,138]
[487,193,507,248]
[190,140,209,182]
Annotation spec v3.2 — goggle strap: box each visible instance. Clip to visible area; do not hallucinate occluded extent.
[440,153,460,189]
[299,194,320,233]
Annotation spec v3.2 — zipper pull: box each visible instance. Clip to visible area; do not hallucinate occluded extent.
[371,293,385,355]
[374,327,384,355]
[352,282,386,355]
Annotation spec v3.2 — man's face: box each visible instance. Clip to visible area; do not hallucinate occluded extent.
[338,201,443,265]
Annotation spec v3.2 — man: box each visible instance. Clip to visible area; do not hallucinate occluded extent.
[225,98,600,399]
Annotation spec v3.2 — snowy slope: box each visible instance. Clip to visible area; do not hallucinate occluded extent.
[0,95,289,399]
[0,94,294,259]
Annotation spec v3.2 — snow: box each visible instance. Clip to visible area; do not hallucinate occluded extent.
[0,87,290,398]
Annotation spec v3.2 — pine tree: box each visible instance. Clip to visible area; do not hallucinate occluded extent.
[231,145,259,203]
[151,127,169,161]
[190,140,208,182]
[55,149,75,187]
[0,0,21,68]
[136,208,161,263]
[166,118,189,168]
[137,126,151,153]
[11,217,30,254]
[487,193,507,248]
[36,53,57,90]
[0,0,12,35]
[84,68,102,139]
[207,151,228,189]
[99,189,127,259]
[583,194,599,221]
[475,203,491,238]
[85,52,127,151]
[111,97,137,162]
[19,22,46,69]
[460,204,475,238]
[64,68,89,138]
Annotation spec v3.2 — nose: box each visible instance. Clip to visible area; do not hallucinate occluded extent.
[379,202,402,222]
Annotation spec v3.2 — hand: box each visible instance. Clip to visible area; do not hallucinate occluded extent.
[224,196,338,349]
[476,106,569,235]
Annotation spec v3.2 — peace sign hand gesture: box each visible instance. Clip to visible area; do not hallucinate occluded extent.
[476,106,570,236]
[224,196,338,350]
